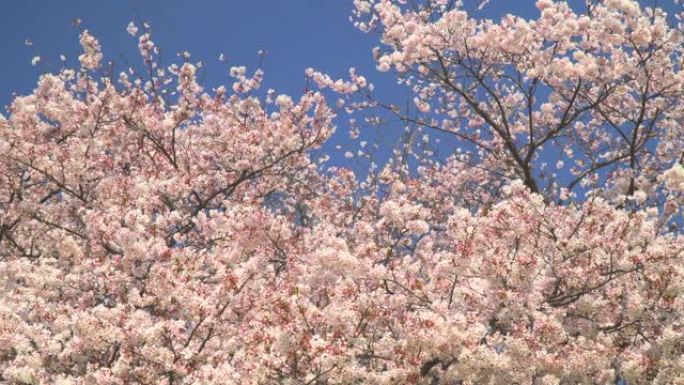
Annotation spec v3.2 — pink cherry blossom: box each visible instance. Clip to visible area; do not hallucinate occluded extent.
[1,3,684,384]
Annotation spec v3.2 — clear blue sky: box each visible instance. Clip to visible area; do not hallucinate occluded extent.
[0,1,387,103]
[0,0,539,169]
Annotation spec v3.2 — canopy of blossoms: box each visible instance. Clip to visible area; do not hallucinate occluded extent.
[1,1,683,384]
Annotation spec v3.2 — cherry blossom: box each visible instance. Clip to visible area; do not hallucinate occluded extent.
[1,2,683,384]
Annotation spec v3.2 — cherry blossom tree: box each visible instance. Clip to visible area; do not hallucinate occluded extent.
[1,1,683,384]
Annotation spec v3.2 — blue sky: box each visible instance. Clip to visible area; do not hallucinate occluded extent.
[0,1,385,103]
[0,0,541,172]
[0,0,408,169]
